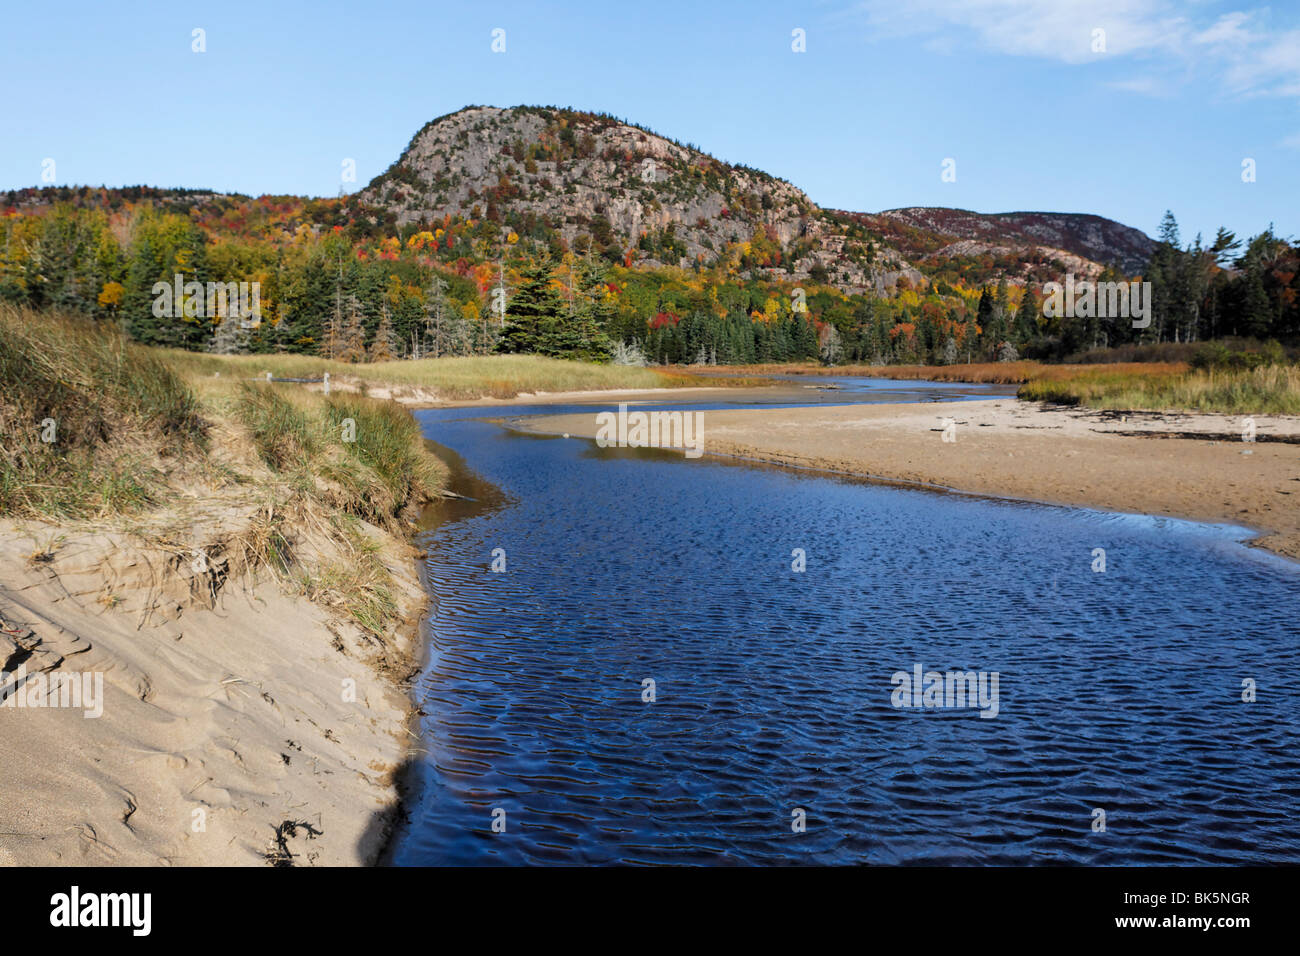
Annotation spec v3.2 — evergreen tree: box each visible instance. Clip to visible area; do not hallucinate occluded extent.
[993,276,1009,330]
[1146,210,1182,342]
[209,310,249,354]
[818,324,844,365]
[321,264,345,359]
[548,255,613,360]
[1236,265,1272,338]
[793,312,818,358]
[976,286,998,356]
[498,255,563,354]
[1016,285,1039,342]
[940,336,958,365]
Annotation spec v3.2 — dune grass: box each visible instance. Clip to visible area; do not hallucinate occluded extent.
[320,394,439,510]
[233,381,320,470]
[230,382,441,632]
[0,305,206,516]
[0,306,446,638]
[231,381,442,530]
[295,519,400,639]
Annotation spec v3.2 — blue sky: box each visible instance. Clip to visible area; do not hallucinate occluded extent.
[3,0,1296,244]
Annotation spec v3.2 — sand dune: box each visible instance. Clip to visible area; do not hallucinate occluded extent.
[0,519,424,866]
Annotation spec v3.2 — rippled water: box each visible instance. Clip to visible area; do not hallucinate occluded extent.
[391,387,1300,865]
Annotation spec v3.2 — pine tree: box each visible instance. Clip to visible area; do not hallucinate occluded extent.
[560,255,614,360]
[1146,210,1182,342]
[976,286,998,357]
[993,276,1009,329]
[794,312,818,359]
[321,275,344,359]
[1237,266,1272,338]
[1016,285,1039,342]
[940,336,958,365]
[498,255,563,354]
[473,307,501,355]
[210,310,248,354]
[1234,228,1282,338]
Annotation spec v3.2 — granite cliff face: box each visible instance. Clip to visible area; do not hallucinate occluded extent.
[362,106,808,256]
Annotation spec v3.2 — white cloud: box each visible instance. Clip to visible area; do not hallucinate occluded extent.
[1105,75,1173,97]
[856,0,1187,64]
[1219,27,1300,97]
[1192,10,1255,49]
[857,1,1300,101]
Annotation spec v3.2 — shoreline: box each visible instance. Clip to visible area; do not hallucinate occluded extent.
[521,397,1300,561]
[323,381,736,410]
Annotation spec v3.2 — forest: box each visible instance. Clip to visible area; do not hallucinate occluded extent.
[2,187,1296,367]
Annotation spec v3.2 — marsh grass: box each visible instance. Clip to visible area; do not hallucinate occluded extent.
[322,394,440,510]
[234,382,320,470]
[725,358,1300,415]
[714,360,1049,384]
[164,350,689,399]
[1019,364,1300,415]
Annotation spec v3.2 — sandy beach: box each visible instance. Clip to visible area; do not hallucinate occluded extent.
[0,513,427,866]
[524,397,1300,560]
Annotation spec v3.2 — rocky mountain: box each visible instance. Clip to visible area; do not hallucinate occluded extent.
[359,106,1157,293]
[360,107,798,253]
[358,106,917,292]
[871,207,1157,274]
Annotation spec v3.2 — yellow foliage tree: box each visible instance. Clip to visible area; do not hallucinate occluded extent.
[97,281,124,310]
